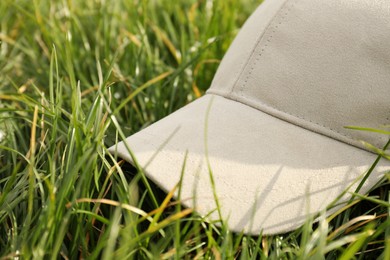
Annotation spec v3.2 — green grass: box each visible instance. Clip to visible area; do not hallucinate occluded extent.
[0,0,389,259]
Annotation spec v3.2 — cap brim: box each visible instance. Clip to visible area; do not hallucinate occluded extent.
[109,94,389,235]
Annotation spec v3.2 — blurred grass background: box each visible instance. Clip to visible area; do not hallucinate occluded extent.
[0,0,259,137]
[0,0,389,259]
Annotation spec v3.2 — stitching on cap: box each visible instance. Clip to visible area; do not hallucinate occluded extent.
[248,96,357,141]
[225,53,248,95]
[228,0,292,95]
[213,0,384,149]
[209,88,386,151]
[240,0,297,92]
[240,0,298,93]
[236,0,361,142]
[232,93,389,150]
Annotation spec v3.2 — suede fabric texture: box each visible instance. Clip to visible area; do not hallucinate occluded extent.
[109,0,390,235]
[209,0,390,150]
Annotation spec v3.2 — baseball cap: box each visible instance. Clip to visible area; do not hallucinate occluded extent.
[109,0,390,235]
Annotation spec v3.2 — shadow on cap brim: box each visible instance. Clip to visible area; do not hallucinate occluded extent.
[108,94,390,235]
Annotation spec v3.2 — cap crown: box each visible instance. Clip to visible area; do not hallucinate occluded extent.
[208,0,390,150]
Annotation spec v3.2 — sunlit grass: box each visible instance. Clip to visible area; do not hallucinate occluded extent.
[0,0,389,258]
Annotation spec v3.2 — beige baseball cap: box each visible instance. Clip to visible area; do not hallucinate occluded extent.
[109,0,390,235]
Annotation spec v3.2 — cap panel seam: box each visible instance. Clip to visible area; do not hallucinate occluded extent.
[209,0,387,150]
[228,0,292,95]
[238,0,299,94]
[206,90,385,152]
[249,96,386,150]
[243,95,355,141]
[229,0,380,148]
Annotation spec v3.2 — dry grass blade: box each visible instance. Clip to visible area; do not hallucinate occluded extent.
[66,198,153,222]
[151,24,181,64]
[147,183,179,232]
[114,70,173,114]
[328,215,376,240]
